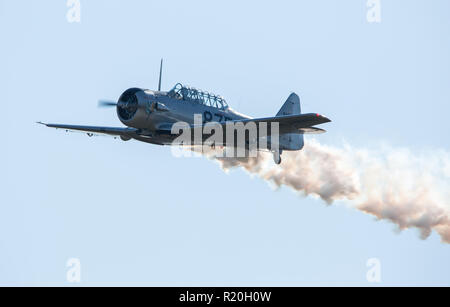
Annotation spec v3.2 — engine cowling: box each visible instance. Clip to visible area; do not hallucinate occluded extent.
[116,88,150,129]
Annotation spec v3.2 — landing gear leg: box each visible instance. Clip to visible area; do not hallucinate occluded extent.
[273,149,282,165]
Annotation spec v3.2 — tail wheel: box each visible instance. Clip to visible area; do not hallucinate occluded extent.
[273,150,282,165]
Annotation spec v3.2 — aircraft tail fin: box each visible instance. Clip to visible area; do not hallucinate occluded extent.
[276,93,301,117]
[276,93,304,150]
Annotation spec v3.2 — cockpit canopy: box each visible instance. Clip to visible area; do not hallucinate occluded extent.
[167,83,228,110]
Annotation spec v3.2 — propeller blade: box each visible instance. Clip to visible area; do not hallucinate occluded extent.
[98,100,117,107]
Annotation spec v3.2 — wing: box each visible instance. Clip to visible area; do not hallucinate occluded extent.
[37,122,138,138]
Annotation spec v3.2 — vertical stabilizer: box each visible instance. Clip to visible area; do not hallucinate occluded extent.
[277,93,304,150]
[276,93,301,116]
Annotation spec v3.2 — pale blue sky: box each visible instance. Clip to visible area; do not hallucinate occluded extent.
[1,0,450,286]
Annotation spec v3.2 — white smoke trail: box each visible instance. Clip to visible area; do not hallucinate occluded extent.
[202,140,450,244]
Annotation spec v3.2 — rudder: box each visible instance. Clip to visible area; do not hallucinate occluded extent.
[276,93,301,116]
[276,93,304,150]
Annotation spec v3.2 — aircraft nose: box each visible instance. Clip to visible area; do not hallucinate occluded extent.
[117,88,142,121]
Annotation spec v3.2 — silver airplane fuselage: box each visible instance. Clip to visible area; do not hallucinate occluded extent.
[40,81,331,165]
[118,87,250,145]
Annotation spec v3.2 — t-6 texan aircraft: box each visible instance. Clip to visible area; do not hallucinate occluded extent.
[39,60,331,164]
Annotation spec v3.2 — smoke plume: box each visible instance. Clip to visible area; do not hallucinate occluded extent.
[203,140,450,243]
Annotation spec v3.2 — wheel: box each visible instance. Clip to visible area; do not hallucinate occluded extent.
[273,151,282,165]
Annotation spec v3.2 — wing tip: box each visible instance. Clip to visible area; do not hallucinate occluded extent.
[316,114,331,123]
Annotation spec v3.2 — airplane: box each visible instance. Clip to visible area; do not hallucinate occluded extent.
[38,60,331,164]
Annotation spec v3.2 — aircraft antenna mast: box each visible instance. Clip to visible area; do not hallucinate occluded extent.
[158,58,163,91]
